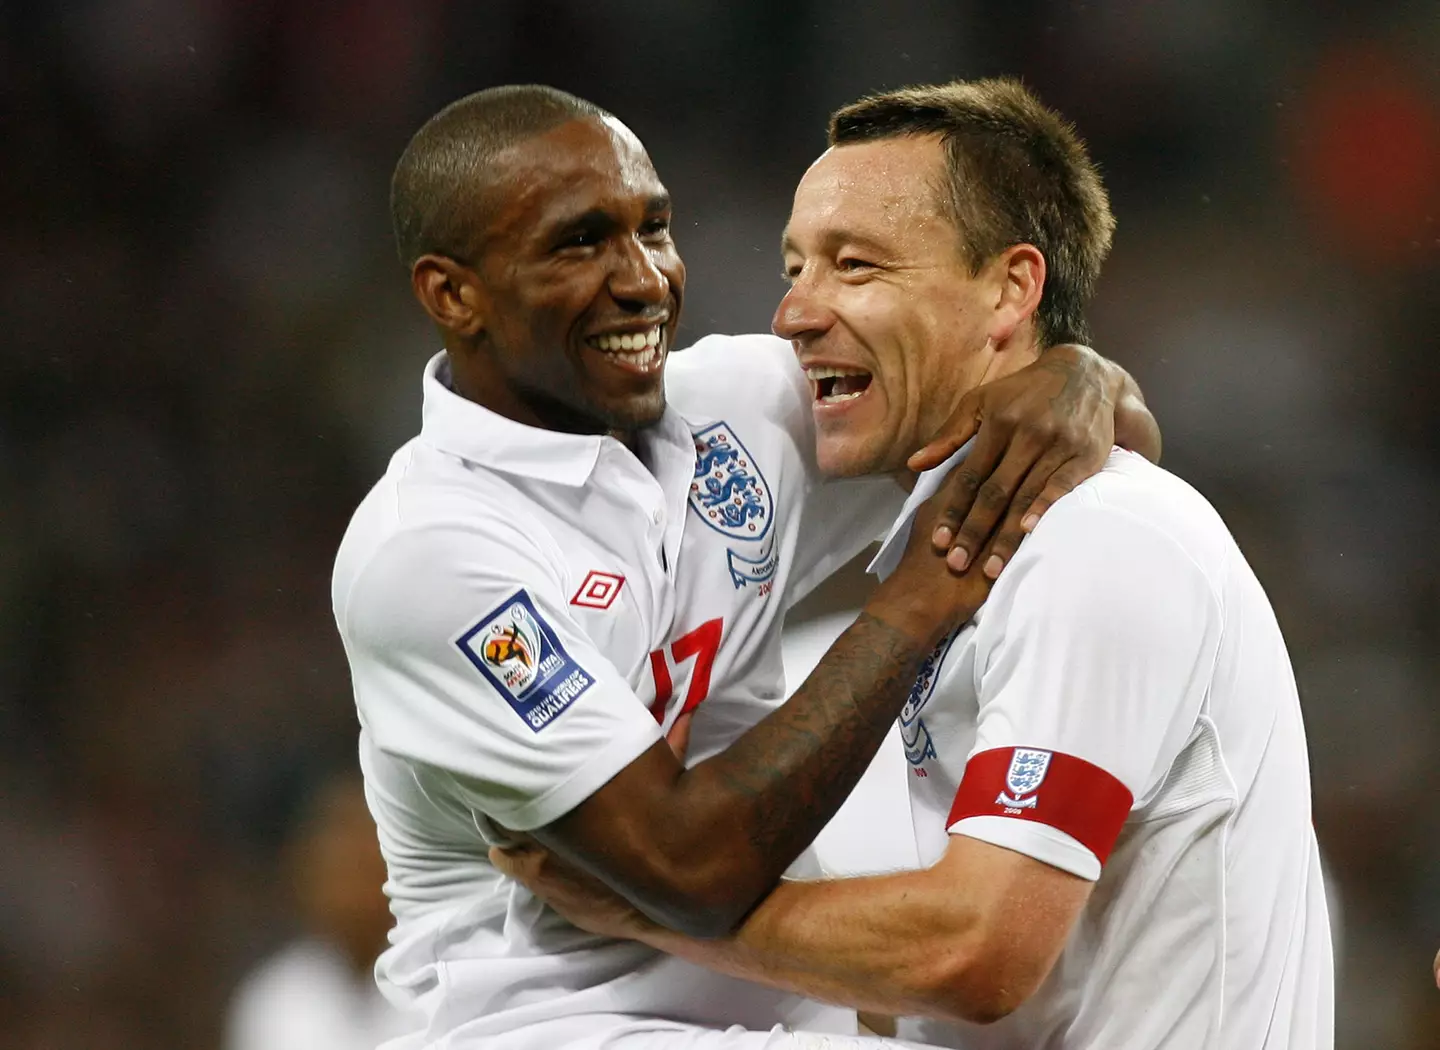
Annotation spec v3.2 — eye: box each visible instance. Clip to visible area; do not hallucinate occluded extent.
[837,256,875,273]
[556,230,601,251]
[639,217,672,241]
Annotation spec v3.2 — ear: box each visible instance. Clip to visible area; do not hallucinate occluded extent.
[985,244,1046,346]
[411,254,487,339]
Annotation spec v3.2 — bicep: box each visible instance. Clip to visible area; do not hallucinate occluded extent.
[933,832,1092,1009]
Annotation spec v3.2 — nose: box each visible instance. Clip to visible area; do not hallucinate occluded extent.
[771,273,832,342]
[609,237,668,308]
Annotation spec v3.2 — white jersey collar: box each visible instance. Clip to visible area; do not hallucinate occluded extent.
[419,351,698,488]
[866,440,974,581]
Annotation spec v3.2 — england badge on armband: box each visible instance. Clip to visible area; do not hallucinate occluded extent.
[996,748,1053,809]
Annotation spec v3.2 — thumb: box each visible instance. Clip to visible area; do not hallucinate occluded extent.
[489,843,539,880]
[666,711,695,764]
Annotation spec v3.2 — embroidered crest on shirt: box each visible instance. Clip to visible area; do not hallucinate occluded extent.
[997,748,1053,809]
[455,590,594,732]
[687,422,777,588]
[900,626,961,765]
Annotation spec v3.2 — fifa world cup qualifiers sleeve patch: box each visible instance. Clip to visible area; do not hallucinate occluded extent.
[948,747,1134,867]
[454,589,595,733]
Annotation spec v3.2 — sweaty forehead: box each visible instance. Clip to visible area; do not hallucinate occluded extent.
[486,117,664,234]
[785,136,951,248]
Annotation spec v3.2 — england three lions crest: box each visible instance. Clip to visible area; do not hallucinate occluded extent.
[996,748,1052,809]
[899,627,960,766]
[689,422,777,588]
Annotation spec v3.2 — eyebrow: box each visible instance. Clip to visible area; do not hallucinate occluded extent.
[547,194,674,237]
[780,227,895,258]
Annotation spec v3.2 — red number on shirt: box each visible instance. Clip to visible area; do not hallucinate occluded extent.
[648,617,724,723]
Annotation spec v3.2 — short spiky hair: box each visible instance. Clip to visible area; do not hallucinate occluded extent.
[829,78,1114,346]
[390,84,609,268]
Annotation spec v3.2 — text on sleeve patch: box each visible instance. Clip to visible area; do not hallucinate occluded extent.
[455,589,595,732]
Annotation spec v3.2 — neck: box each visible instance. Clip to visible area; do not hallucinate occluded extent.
[973,332,1044,391]
[445,344,624,439]
[445,344,546,427]
[905,334,1045,484]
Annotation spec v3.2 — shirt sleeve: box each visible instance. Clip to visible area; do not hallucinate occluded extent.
[336,517,662,832]
[946,501,1223,880]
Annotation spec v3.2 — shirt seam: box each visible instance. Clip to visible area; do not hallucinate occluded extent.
[338,511,565,642]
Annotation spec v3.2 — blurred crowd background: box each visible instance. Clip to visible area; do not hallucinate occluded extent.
[2,1,1438,1047]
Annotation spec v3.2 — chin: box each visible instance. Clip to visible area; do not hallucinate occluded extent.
[599,390,668,433]
[815,442,876,479]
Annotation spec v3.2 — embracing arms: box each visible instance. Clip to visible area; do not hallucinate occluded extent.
[526,345,1158,938]
[500,828,1090,1023]
[528,515,987,938]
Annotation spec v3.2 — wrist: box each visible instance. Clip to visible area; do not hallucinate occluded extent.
[635,916,695,951]
[863,587,955,651]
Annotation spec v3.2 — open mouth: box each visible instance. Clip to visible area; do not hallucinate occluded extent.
[585,325,666,372]
[806,365,873,405]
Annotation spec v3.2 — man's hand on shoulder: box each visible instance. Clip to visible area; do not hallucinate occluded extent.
[906,344,1161,582]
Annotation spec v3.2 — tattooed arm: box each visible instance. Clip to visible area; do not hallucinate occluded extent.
[530,500,992,938]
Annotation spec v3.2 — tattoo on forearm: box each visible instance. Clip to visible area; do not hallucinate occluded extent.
[702,611,927,872]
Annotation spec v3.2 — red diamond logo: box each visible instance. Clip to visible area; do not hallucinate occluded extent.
[570,570,625,610]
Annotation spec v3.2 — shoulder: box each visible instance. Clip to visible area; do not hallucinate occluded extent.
[333,457,561,641]
[1023,449,1232,590]
[665,332,808,423]
[981,452,1230,646]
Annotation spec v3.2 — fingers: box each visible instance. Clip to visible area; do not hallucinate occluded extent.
[489,843,544,884]
[907,397,981,472]
[944,442,1098,581]
[934,429,1043,573]
[923,417,1007,558]
[1017,455,1095,532]
[973,446,1071,580]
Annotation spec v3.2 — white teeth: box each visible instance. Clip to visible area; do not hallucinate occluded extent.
[589,326,663,354]
[805,365,868,381]
[819,390,864,403]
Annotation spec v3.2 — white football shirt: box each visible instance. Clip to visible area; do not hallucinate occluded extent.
[332,334,901,1049]
[869,448,1334,1050]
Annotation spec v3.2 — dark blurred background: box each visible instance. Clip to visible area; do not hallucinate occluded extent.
[2,1,1438,1047]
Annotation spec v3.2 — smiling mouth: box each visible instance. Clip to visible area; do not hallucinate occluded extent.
[586,325,665,370]
[806,365,873,405]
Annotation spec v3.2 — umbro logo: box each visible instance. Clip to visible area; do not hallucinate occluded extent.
[570,571,625,610]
